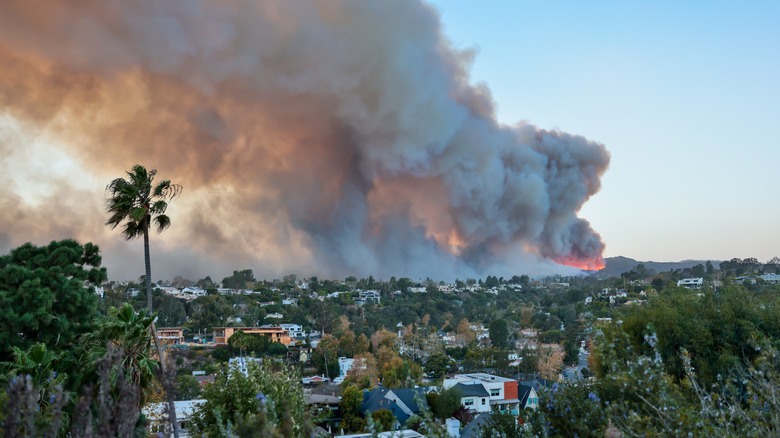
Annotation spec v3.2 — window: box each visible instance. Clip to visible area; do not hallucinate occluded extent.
[490,388,500,397]
[464,399,474,406]
[482,398,486,405]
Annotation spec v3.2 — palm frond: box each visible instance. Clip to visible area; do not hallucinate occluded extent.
[153,214,171,232]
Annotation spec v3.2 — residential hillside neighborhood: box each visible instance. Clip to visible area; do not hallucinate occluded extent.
[4,246,780,437]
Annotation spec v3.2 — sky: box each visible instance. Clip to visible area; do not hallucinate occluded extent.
[0,1,778,282]
[427,0,780,263]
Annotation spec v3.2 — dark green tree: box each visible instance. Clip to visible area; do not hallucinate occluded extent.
[424,352,454,381]
[156,293,187,326]
[221,269,256,290]
[370,409,395,432]
[0,240,105,361]
[106,164,181,313]
[489,319,509,349]
[480,412,523,438]
[433,386,462,419]
[339,385,365,432]
[177,374,202,400]
[189,295,232,331]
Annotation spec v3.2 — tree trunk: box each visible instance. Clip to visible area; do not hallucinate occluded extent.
[144,227,180,438]
[151,320,180,438]
[144,227,153,314]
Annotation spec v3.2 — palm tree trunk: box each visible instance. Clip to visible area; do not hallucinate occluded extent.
[144,227,153,314]
[144,227,180,437]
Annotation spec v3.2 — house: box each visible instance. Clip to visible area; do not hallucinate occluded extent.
[156,327,185,345]
[306,393,339,430]
[519,329,538,339]
[280,323,306,339]
[443,373,520,415]
[228,357,262,376]
[302,375,330,386]
[212,326,292,346]
[520,378,555,393]
[142,399,204,436]
[338,357,355,378]
[355,290,381,306]
[450,382,491,413]
[760,274,780,284]
[192,371,217,387]
[516,383,539,410]
[359,387,428,427]
[181,286,206,297]
[677,278,703,289]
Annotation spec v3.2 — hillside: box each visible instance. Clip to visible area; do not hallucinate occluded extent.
[593,256,721,278]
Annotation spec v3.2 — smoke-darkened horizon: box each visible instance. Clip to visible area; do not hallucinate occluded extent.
[0,0,609,282]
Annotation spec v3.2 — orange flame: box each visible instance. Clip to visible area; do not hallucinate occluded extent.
[427,228,467,256]
[555,256,605,271]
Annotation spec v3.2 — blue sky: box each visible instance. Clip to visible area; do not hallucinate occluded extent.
[428,0,780,262]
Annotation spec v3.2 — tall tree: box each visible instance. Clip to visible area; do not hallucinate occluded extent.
[105,164,181,313]
[489,319,509,349]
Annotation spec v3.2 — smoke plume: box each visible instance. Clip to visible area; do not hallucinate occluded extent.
[0,0,609,281]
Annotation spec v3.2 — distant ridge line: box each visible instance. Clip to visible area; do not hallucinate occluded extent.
[593,256,722,278]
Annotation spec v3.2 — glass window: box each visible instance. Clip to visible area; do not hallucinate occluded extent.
[464,399,474,406]
[482,398,486,405]
[490,388,500,397]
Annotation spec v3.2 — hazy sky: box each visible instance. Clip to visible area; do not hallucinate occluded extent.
[1,1,778,282]
[428,1,780,262]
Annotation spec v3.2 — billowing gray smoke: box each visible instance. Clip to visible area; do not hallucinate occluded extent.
[0,0,609,280]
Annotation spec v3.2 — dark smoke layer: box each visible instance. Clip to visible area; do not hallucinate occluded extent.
[0,0,609,281]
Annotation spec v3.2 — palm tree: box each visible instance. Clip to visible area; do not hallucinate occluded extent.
[105,164,181,313]
[86,304,159,395]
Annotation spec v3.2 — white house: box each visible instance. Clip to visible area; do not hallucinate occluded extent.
[517,384,539,411]
[449,382,491,413]
[280,323,305,339]
[677,278,703,289]
[443,373,521,415]
[355,290,381,305]
[338,357,354,377]
[228,357,262,376]
[182,286,206,297]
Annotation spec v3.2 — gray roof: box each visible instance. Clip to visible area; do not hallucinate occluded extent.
[360,387,428,427]
[517,384,534,407]
[459,413,490,438]
[392,388,428,413]
[521,378,554,392]
[453,382,489,398]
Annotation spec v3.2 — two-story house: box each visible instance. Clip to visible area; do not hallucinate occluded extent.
[443,373,521,415]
